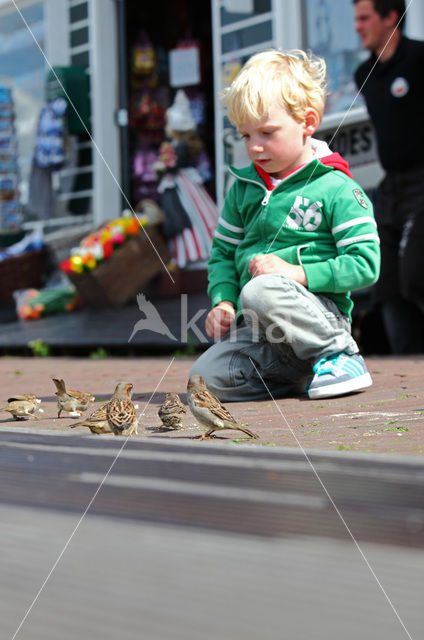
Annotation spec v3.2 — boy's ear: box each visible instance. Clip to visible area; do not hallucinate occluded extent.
[303,109,320,136]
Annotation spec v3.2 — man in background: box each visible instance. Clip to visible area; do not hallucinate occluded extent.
[353,0,424,353]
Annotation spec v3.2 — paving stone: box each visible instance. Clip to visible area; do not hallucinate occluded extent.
[1,355,423,455]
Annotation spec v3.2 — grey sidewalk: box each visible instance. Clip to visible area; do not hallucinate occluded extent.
[1,355,423,640]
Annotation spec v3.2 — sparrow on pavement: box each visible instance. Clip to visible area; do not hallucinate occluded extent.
[52,378,95,418]
[186,374,258,440]
[0,395,43,420]
[158,392,186,430]
[71,382,138,436]
[8,394,41,405]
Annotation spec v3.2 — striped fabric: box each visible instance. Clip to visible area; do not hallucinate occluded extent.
[213,215,245,247]
[167,168,219,269]
[332,216,379,249]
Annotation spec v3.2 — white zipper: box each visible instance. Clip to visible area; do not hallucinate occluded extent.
[228,164,309,207]
[261,190,272,205]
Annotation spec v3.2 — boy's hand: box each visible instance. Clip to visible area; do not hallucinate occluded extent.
[206,301,236,338]
[249,254,307,286]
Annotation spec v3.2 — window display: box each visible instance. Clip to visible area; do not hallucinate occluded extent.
[302,0,366,115]
[0,84,21,230]
[0,2,46,209]
[126,0,217,271]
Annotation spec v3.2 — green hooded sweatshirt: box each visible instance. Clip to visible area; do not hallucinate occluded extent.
[208,150,380,320]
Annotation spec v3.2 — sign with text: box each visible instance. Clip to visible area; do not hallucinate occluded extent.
[319,121,378,168]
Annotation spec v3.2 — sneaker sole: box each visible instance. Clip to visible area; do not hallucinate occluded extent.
[308,373,372,400]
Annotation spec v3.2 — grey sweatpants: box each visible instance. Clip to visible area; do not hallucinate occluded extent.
[190,274,359,401]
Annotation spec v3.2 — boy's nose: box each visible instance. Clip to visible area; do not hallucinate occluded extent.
[249,139,264,152]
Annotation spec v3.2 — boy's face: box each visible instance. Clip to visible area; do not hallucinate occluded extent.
[238,106,315,180]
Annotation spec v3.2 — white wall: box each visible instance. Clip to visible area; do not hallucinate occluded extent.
[89,0,121,225]
[44,0,69,65]
[406,0,424,38]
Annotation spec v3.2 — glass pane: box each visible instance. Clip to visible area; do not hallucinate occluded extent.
[221,0,271,27]
[70,3,88,23]
[303,0,367,115]
[0,2,46,211]
[220,54,251,87]
[70,26,89,48]
[222,20,272,54]
[71,50,90,68]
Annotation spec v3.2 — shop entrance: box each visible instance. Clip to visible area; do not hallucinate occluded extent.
[123,0,217,287]
[124,0,215,205]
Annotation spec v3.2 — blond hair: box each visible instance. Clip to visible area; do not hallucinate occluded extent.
[220,49,327,126]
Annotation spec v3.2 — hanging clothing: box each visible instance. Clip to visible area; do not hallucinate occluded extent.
[158,167,219,269]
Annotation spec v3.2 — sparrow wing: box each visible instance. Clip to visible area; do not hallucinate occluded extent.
[68,389,93,402]
[107,399,137,432]
[194,389,237,424]
[8,394,36,403]
[159,394,186,419]
[84,404,108,422]
[71,403,109,429]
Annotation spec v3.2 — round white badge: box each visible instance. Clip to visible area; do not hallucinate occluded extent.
[390,77,409,98]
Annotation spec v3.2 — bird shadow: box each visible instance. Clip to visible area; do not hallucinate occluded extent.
[0,417,44,424]
[144,425,179,434]
[134,391,189,405]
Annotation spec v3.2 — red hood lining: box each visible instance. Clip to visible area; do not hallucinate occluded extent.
[254,152,353,189]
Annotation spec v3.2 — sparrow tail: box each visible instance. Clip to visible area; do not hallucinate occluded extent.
[70,420,86,428]
[237,426,259,439]
[52,378,66,394]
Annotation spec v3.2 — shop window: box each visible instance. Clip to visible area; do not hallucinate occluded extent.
[125,0,219,272]
[126,0,215,203]
[0,2,46,209]
[302,0,367,116]
[70,3,88,23]
[221,20,273,54]
[220,0,272,26]
[70,26,89,49]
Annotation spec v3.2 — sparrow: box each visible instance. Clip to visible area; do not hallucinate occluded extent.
[7,394,41,405]
[158,392,186,430]
[52,378,95,418]
[186,375,258,440]
[71,382,138,436]
[0,395,43,420]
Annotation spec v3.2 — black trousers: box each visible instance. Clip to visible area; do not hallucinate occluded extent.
[372,165,424,353]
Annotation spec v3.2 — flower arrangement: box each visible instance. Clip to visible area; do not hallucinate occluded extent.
[60,214,146,275]
[14,286,81,321]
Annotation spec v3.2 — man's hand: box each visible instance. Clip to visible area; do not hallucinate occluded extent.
[205,301,236,338]
[249,254,307,286]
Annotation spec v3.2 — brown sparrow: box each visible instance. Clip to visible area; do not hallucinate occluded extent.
[71,382,138,436]
[52,378,95,418]
[0,395,43,420]
[158,392,186,430]
[8,394,41,405]
[187,374,258,440]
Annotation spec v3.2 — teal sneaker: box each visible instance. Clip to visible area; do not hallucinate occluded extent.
[307,353,372,399]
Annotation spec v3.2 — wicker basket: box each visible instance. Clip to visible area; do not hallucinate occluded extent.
[67,226,171,308]
[0,249,45,304]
